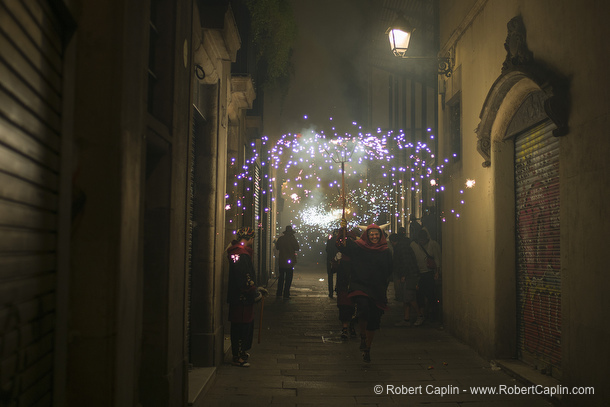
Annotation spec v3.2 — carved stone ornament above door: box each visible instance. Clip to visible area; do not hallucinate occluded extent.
[475,16,569,167]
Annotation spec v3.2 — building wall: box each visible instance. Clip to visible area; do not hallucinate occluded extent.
[66,1,147,404]
[438,0,610,404]
[0,0,257,405]
[190,1,246,371]
[60,0,195,405]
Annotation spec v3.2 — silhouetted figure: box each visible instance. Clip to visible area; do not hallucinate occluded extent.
[421,207,437,242]
[411,229,441,325]
[334,229,358,340]
[409,214,423,240]
[275,225,300,299]
[388,233,420,327]
[325,229,340,298]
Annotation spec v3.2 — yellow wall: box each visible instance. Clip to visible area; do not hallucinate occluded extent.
[438,1,610,403]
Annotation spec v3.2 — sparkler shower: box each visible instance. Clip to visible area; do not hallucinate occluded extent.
[228,116,473,257]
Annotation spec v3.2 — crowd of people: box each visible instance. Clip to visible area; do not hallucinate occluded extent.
[226,216,441,366]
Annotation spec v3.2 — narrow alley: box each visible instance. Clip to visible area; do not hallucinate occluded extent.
[2,1,609,405]
[197,262,555,406]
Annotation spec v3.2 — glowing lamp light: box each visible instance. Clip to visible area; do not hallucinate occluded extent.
[466,179,476,188]
[386,18,413,57]
[386,17,453,78]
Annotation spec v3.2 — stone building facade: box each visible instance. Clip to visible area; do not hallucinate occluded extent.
[436,1,609,405]
[0,0,258,405]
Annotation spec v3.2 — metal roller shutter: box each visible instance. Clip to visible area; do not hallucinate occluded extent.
[253,163,261,280]
[0,0,67,404]
[515,122,561,376]
[187,107,204,365]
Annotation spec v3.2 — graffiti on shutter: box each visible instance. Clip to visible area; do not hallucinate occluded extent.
[515,122,561,376]
[253,163,261,277]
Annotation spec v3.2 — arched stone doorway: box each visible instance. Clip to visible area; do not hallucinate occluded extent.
[475,16,568,378]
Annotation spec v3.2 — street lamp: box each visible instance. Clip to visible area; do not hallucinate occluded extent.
[386,15,414,57]
[387,14,446,241]
[386,15,453,77]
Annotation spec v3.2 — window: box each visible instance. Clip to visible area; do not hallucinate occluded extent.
[147,0,175,127]
[448,96,461,162]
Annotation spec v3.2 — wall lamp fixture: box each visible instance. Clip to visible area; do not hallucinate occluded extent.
[386,15,453,77]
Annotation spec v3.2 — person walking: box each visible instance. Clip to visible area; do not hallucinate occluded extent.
[411,229,441,325]
[325,229,340,298]
[421,207,437,242]
[409,214,422,240]
[397,226,407,237]
[226,227,268,367]
[334,229,358,340]
[337,223,392,363]
[275,225,300,299]
[391,226,409,301]
[388,233,420,327]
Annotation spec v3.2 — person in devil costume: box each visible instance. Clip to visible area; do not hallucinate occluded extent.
[226,227,267,367]
[337,223,392,363]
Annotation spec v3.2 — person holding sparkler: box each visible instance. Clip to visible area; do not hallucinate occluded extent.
[226,227,268,367]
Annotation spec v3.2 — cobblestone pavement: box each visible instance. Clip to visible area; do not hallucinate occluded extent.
[202,262,554,406]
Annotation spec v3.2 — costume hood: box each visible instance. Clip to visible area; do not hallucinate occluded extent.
[354,224,388,252]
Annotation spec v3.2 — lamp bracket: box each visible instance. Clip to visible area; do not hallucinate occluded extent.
[399,56,453,77]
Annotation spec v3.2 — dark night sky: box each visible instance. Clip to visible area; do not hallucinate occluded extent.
[268,0,375,135]
[262,0,405,255]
